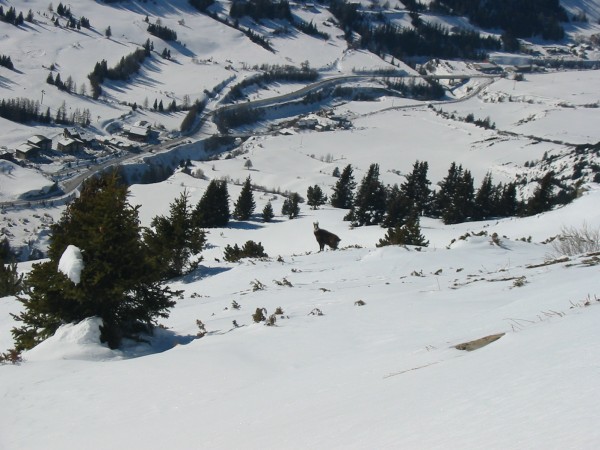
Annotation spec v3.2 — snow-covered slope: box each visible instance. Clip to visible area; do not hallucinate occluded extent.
[1,186,599,449]
[1,1,600,448]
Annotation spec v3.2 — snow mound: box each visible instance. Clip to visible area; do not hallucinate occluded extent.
[24,317,117,362]
[58,245,84,285]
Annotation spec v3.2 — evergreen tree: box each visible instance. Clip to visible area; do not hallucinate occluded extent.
[434,162,460,218]
[473,173,495,220]
[11,171,177,351]
[498,182,519,217]
[145,191,206,279]
[383,184,411,228]
[105,25,112,37]
[0,238,22,297]
[435,162,475,224]
[377,211,428,247]
[233,176,256,220]
[330,164,356,209]
[527,171,556,215]
[193,179,230,228]
[400,160,431,215]
[262,201,274,222]
[349,163,387,226]
[282,193,301,219]
[306,185,327,210]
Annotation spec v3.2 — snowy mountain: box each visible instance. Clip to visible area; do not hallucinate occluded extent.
[1,0,600,448]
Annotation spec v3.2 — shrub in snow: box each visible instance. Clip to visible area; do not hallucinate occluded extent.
[252,307,267,323]
[551,223,600,256]
[196,320,207,338]
[224,241,267,262]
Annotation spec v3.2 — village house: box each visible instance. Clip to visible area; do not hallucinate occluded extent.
[57,129,85,153]
[124,124,151,142]
[27,135,53,151]
[15,143,40,160]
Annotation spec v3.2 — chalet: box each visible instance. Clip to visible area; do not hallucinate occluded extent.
[124,125,151,142]
[57,128,85,153]
[27,135,52,151]
[15,143,40,160]
[57,137,84,153]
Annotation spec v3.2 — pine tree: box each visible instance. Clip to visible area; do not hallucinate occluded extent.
[233,176,256,220]
[282,193,301,219]
[262,201,274,222]
[105,25,112,37]
[11,171,177,351]
[145,191,206,279]
[306,185,327,210]
[383,184,411,228]
[400,160,431,215]
[377,211,428,247]
[349,163,387,226]
[0,238,22,297]
[472,173,491,220]
[331,164,355,209]
[434,162,461,218]
[498,182,519,217]
[527,171,556,215]
[193,179,230,228]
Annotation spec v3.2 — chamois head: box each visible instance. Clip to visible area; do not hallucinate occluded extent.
[313,222,319,231]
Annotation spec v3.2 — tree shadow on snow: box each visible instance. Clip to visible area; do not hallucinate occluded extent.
[120,327,198,359]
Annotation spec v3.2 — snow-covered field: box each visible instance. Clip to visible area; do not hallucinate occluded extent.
[1,0,600,448]
[1,184,599,449]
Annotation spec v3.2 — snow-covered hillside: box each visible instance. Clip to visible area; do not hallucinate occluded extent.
[1,0,600,448]
[1,185,599,449]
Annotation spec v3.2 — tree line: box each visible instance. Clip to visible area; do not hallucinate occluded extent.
[329,0,501,61]
[429,0,567,41]
[87,40,153,99]
[327,160,575,229]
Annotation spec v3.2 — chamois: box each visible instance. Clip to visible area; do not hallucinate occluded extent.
[313,222,340,251]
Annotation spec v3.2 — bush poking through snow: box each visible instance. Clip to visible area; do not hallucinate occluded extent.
[273,277,292,287]
[265,314,277,326]
[196,319,207,338]
[308,308,323,316]
[224,241,268,262]
[251,279,266,291]
[550,223,600,256]
[354,300,366,306]
[252,307,267,323]
[0,348,22,365]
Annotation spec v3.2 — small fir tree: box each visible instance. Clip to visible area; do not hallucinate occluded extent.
[145,191,206,279]
[527,171,556,215]
[377,212,428,247]
[193,179,230,228]
[349,163,387,226]
[233,176,256,221]
[306,185,327,210]
[400,160,431,215]
[262,201,274,222]
[11,171,178,351]
[331,164,356,209]
[282,193,301,219]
